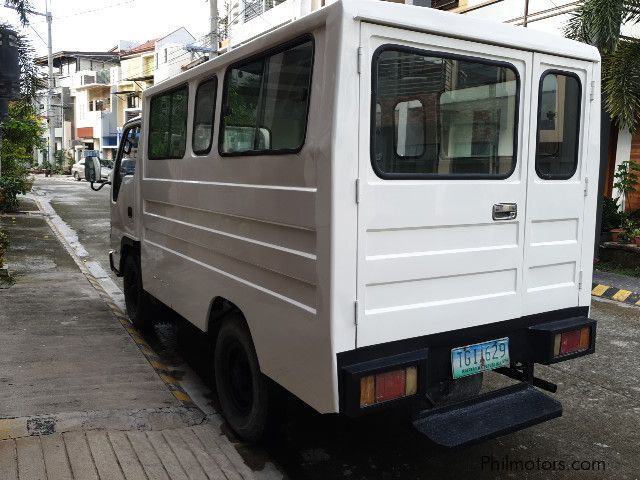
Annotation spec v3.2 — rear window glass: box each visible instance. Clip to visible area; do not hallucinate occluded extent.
[148,85,188,160]
[372,48,519,178]
[535,72,582,179]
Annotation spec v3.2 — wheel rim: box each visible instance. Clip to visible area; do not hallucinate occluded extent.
[223,339,254,416]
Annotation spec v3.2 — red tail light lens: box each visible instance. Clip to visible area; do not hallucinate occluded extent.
[375,370,406,403]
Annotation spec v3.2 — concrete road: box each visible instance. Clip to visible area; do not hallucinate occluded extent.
[29,175,640,479]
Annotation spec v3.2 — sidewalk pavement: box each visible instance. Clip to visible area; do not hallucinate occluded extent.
[0,203,266,479]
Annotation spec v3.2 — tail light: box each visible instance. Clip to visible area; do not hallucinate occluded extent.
[360,366,418,408]
[554,327,591,358]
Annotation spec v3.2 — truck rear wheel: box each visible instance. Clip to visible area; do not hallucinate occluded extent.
[214,315,271,443]
[122,254,153,331]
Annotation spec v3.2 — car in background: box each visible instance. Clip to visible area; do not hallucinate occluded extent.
[100,159,114,182]
[71,158,86,181]
[71,157,113,182]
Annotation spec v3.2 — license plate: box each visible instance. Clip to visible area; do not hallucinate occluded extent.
[451,338,510,379]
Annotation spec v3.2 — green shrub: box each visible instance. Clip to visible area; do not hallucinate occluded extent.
[0,230,9,269]
[601,196,623,231]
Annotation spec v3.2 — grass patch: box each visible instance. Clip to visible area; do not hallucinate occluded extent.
[594,261,640,278]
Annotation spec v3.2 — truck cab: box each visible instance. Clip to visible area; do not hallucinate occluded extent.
[108,119,141,277]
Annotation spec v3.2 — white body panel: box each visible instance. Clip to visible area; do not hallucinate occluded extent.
[110,0,599,414]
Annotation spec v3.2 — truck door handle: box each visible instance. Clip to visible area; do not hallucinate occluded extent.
[492,203,517,221]
[127,206,133,218]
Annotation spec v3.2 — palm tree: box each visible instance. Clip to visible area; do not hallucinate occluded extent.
[565,0,640,133]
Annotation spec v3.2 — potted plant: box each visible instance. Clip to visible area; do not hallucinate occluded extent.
[601,196,623,242]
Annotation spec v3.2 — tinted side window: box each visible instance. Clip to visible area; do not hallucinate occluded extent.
[535,72,581,179]
[372,48,519,178]
[220,38,314,155]
[148,85,188,160]
[192,77,218,154]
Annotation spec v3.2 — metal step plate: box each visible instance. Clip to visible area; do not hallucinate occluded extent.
[413,383,562,447]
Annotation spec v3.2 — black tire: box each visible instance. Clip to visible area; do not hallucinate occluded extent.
[214,315,271,443]
[122,254,153,331]
[73,172,80,181]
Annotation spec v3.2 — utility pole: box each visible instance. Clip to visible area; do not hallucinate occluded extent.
[523,0,529,27]
[209,0,219,53]
[45,0,55,169]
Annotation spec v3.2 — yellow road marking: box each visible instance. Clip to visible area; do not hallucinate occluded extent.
[591,284,610,296]
[150,360,169,370]
[172,390,193,403]
[613,289,633,302]
[160,374,179,385]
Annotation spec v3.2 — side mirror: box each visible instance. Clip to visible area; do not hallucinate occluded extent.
[84,156,101,182]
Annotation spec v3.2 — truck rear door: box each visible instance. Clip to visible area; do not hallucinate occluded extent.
[356,23,533,347]
[522,54,593,315]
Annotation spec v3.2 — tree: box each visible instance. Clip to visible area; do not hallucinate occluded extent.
[0,6,43,211]
[565,0,640,133]
[4,0,32,27]
[0,101,43,210]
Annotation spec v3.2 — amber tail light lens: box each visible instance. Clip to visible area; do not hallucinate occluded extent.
[359,366,418,408]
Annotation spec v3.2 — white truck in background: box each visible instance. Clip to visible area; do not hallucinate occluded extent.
[85,0,600,447]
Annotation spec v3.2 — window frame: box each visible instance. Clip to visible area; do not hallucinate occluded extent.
[370,44,521,180]
[218,34,315,157]
[192,76,218,155]
[391,98,428,160]
[534,69,582,181]
[147,83,189,160]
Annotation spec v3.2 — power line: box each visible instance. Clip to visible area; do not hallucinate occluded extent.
[58,0,137,19]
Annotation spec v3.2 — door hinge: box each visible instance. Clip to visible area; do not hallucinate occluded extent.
[355,178,361,204]
[584,177,589,197]
[354,300,359,325]
[578,270,584,290]
[590,81,596,102]
[357,46,362,74]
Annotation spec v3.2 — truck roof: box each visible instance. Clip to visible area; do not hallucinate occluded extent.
[345,0,600,62]
[146,0,599,98]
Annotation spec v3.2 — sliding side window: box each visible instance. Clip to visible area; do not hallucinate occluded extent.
[372,47,519,178]
[148,85,189,160]
[220,37,314,155]
[535,71,582,179]
[193,77,218,155]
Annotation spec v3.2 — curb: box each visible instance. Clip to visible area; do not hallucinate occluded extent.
[28,197,201,411]
[592,282,640,307]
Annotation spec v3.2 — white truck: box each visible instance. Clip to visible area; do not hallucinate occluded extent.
[85,0,600,447]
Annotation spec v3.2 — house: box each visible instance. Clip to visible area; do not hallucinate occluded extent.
[34,51,120,162]
[154,28,197,84]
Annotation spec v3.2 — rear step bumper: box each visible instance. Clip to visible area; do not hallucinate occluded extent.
[413,383,562,448]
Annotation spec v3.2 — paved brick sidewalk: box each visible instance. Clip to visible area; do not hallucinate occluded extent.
[0,423,256,480]
[0,203,276,480]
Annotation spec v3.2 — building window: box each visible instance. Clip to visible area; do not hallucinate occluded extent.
[371,46,519,179]
[535,71,581,180]
[219,37,314,155]
[192,77,218,155]
[164,49,168,63]
[148,85,189,159]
